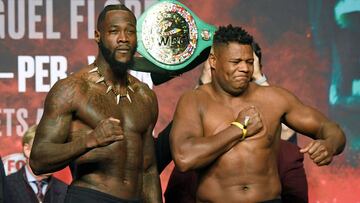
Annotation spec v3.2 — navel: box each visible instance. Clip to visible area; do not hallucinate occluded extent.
[123,179,130,184]
[242,185,250,191]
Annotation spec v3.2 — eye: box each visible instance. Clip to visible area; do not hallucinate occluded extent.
[246,59,254,65]
[109,30,119,34]
[127,29,136,34]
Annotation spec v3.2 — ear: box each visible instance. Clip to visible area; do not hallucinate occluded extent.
[95,30,100,44]
[23,143,31,159]
[208,52,216,70]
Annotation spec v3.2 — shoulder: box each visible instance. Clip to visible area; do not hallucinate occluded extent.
[184,83,212,98]
[50,177,69,189]
[52,66,94,93]
[130,75,157,103]
[270,85,295,95]
[45,68,93,109]
[179,89,199,102]
[5,169,23,183]
[52,77,79,93]
[255,84,299,102]
[270,86,304,107]
[178,84,216,107]
[48,74,87,97]
[175,88,206,112]
[254,85,306,115]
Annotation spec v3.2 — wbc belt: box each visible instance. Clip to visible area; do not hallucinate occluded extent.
[135,0,217,72]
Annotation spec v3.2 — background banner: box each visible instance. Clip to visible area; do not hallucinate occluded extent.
[0,0,359,202]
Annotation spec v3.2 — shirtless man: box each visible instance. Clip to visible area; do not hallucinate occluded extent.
[170,25,346,202]
[29,4,161,203]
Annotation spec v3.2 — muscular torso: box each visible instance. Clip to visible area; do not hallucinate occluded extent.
[67,69,155,199]
[196,84,284,202]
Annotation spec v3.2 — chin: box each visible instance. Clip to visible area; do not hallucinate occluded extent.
[234,81,249,89]
[115,59,129,64]
[114,56,131,64]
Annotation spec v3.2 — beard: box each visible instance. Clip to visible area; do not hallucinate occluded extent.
[99,40,137,77]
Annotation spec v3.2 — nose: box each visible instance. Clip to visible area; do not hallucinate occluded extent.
[117,31,128,43]
[237,61,251,72]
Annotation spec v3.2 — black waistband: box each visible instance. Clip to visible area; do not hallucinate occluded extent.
[260,198,282,203]
[66,185,143,203]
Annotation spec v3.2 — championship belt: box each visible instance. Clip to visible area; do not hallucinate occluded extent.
[135,0,217,73]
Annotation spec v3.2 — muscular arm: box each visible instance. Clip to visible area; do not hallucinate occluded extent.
[142,90,162,203]
[281,88,346,161]
[30,77,95,174]
[170,91,247,172]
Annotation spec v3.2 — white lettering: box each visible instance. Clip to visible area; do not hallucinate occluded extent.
[0,0,4,38]
[28,0,43,39]
[0,108,37,137]
[18,56,35,93]
[46,0,60,39]
[8,0,25,39]
[70,0,85,39]
[125,0,141,18]
[50,56,67,87]
[88,0,95,39]
[104,0,121,7]
[35,56,50,92]
[16,108,28,136]
[3,108,15,136]
[18,56,68,93]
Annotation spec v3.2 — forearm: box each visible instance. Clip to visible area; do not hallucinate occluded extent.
[318,122,346,155]
[143,166,162,203]
[30,135,91,174]
[173,125,243,172]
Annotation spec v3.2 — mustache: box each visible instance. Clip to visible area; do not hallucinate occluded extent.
[115,45,131,50]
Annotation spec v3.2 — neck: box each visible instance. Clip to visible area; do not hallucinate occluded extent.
[211,81,250,101]
[94,60,128,85]
[91,60,134,104]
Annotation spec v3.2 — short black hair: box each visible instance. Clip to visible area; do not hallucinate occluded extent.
[213,24,253,47]
[252,41,262,67]
[97,4,136,31]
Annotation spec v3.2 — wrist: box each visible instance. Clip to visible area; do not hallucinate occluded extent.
[254,74,267,85]
[85,132,98,149]
[231,122,248,140]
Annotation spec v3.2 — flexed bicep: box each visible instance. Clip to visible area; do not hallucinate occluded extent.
[281,89,327,140]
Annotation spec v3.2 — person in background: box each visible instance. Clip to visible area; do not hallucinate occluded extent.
[5,125,68,203]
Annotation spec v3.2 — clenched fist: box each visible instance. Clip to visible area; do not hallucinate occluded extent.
[235,106,263,139]
[300,140,334,166]
[87,117,124,148]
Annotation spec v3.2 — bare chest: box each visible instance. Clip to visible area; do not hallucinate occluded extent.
[75,87,153,135]
[202,98,283,140]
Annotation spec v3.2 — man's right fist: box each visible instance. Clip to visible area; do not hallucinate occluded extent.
[235,106,263,139]
[87,117,124,148]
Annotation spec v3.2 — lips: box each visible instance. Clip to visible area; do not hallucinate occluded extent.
[233,75,248,80]
[116,46,131,53]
